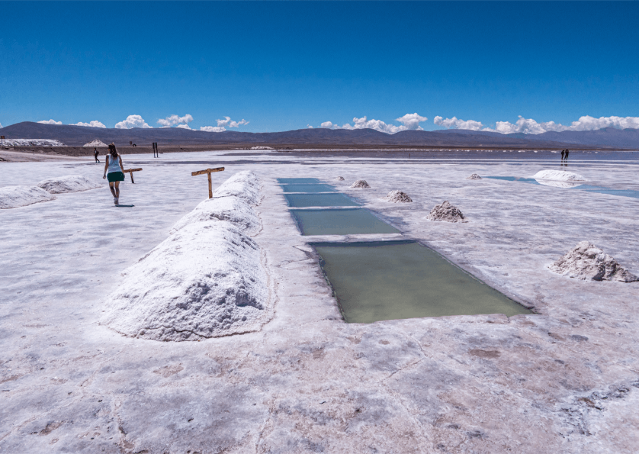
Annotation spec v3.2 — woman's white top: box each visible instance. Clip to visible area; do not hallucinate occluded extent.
[106,155,122,174]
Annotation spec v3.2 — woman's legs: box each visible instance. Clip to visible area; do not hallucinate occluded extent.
[109,182,116,197]
[114,181,120,199]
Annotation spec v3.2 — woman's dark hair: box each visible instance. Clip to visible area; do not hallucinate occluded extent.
[108,143,118,158]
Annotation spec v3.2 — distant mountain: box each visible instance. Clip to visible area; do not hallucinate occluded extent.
[1,121,636,149]
[532,128,639,149]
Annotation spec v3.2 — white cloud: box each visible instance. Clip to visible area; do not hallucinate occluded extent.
[482,115,639,135]
[73,120,106,128]
[0,122,3,128]
[115,115,152,129]
[216,116,249,128]
[434,116,484,131]
[38,119,63,125]
[176,124,192,130]
[157,114,193,127]
[200,126,226,133]
[307,124,314,129]
[319,113,428,134]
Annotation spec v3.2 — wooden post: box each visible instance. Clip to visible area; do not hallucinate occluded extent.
[191,167,225,198]
[123,168,143,183]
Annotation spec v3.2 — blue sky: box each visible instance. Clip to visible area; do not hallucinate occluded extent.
[1,1,639,134]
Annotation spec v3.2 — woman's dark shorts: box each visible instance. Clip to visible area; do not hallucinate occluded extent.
[107,171,125,182]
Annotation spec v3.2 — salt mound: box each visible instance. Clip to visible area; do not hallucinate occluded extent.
[350,179,371,189]
[212,170,260,204]
[467,174,482,180]
[101,171,270,342]
[549,241,638,282]
[0,186,56,209]
[426,201,466,223]
[101,222,269,341]
[83,139,108,147]
[170,196,259,235]
[533,169,585,182]
[386,190,412,203]
[37,175,101,194]
[336,176,345,181]
[536,180,582,189]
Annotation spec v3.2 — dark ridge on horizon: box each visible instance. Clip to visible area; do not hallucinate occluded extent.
[1,121,638,149]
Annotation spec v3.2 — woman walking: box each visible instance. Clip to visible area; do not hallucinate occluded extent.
[103,143,125,205]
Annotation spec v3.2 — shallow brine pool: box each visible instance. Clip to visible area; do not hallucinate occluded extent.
[280,183,337,193]
[290,209,400,235]
[485,176,639,199]
[277,178,321,184]
[284,193,360,208]
[312,241,531,323]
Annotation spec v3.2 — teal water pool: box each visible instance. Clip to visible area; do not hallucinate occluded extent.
[290,209,400,235]
[284,193,359,208]
[312,241,531,323]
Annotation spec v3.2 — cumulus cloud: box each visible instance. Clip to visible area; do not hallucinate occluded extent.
[200,126,226,133]
[0,122,3,128]
[176,124,192,130]
[199,116,249,133]
[319,113,428,134]
[483,115,639,135]
[216,116,249,128]
[73,120,106,128]
[434,116,484,131]
[38,119,63,125]
[115,115,152,129]
[433,114,639,135]
[157,114,193,127]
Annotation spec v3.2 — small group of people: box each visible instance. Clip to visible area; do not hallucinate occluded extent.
[561,149,570,164]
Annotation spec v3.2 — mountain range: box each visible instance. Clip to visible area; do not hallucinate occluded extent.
[1,121,638,149]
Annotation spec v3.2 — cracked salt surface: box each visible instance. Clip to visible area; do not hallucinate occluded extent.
[2,150,639,453]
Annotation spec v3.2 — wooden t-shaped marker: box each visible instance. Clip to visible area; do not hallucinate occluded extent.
[123,168,143,183]
[191,167,225,198]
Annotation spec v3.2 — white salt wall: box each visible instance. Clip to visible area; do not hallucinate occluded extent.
[169,196,259,235]
[1,139,66,147]
[532,169,586,181]
[37,175,101,194]
[0,185,56,209]
[101,170,269,342]
[212,170,260,203]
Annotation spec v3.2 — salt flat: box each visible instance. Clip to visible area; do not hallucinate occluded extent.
[1,150,638,453]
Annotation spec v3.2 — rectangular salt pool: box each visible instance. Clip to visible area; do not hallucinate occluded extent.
[312,241,530,323]
[284,193,359,208]
[280,184,337,193]
[290,209,400,235]
[277,178,321,184]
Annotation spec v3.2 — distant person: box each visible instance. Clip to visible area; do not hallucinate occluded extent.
[94,148,100,163]
[103,143,124,205]
[565,149,570,162]
[561,149,565,162]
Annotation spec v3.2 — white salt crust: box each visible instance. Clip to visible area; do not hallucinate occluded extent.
[0,186,56,209]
